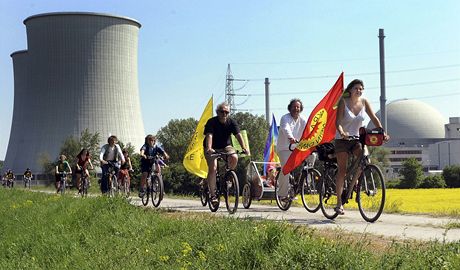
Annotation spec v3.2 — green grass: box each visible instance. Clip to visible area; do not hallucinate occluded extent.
[1,189,459,269]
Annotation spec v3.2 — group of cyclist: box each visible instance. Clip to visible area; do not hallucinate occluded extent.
[6,78,389,216]
[52,134,169,196]
[2,168,35,188]
[275,79,390,215]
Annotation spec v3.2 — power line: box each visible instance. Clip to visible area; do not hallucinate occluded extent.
[233,64,460,81]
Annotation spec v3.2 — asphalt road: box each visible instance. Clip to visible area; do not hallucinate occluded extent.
[131,196,460,243]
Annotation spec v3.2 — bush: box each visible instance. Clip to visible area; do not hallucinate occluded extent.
[442,165,460,188]
[398,158,424,188]
[419,175,446,188]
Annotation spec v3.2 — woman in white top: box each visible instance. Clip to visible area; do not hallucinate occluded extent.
[334,79,389,215]
[276,99,307,200]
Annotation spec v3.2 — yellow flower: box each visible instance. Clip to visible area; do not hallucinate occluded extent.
[181,242,192,256]
[198,251,206,261]
[159,255,170,262]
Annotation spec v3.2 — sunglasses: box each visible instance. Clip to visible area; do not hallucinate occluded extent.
[218,110,230,115]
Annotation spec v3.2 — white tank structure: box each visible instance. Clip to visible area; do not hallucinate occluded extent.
[4,12,145,173]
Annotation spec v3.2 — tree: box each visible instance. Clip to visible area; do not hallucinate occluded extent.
[42,129,101,173]
[232,112,268,161]
[399,157,424,188]
[368,146,390,170]
[442,165,460,188]
[156,118,198,164]
[419,174,446,188]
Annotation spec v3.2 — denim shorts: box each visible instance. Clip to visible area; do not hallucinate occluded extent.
[334,139,361,154]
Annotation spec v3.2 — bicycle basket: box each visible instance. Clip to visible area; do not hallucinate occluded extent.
[359,127,384,146]
[316,143,335,162]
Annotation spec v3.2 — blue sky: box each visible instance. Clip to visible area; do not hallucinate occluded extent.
[1,0,459,159]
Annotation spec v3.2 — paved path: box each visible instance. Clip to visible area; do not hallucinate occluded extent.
[131,197,460,243]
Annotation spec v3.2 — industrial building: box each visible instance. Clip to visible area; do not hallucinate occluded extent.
[3,12,145,174]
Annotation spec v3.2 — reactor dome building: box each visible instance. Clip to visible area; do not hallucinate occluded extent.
[4,12,145,173]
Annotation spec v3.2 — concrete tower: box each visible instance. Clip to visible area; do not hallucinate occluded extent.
[4,12,145,173]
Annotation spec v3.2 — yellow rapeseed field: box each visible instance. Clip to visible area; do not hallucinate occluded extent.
[385,188,460,216]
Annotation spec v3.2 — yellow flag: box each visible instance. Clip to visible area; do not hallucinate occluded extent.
[231,130,250,157]
[183,97,213,178]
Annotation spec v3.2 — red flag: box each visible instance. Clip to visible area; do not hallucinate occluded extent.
[282,72,344,175]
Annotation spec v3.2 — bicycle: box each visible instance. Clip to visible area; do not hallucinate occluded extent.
[140,155,165,207]
[118,169,132,198]
[274,148,322,212]
[57,172,67,195]
[105,161,118,197]
[207,151,241,214]
[317,129,386,222]
[80,172,90,197]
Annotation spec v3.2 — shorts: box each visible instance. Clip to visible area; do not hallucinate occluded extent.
[334,139,361,154]
[204,145,236,157]
[141,159,154,173]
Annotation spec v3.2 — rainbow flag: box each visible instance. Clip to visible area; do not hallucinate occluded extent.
[263,114,280,176]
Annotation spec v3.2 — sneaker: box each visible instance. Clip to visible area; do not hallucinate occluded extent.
[280,196,291,203]
[210,195,218,204]
[138,191,145,198]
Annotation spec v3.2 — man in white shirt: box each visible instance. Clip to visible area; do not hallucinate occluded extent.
[99,135,125,194]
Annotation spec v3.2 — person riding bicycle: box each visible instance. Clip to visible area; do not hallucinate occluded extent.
[99,135,125,195]
[55,155,72,193]
[139,135,169,197]
[75,148,94,194]
[203,102,250,205]
[334,79,389,215]
[23,168,33,186]
[5,169,15,187]
[118,149,133,191]
[276,99,307,202]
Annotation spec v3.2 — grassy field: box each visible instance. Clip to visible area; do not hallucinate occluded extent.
[1,189,459,269]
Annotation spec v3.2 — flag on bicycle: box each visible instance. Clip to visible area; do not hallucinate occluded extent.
[263,114,280,176]
[282,72,344,175]
[183,96,213,178]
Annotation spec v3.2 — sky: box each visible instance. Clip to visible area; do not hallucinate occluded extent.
[1,0,459,160]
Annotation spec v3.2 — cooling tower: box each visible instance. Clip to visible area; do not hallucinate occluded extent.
[4,12,145,173]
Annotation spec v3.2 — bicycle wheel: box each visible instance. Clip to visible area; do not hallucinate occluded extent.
[242,183,252,209]
[224,171,239,214]
[319,166,339,219]
[275,172,292,211]
[301,168,322,213]
[199,179,208,206]
[84,178,89,197]
[151,175,164,207]
[141,178,150,206]
[208,178,220,212]
[123,177,130,198]
[60,179,66,195]
[357,164,386,222]
[109,175,117,197]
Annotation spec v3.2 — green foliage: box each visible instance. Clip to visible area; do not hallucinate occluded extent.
[1,189,460,269]
[162,163,200,194]
[442,165,460,188]
[419,174,446,188]
[40,129,101,177]
[399,157,424,188]
[232,112,268,161]
[368,146,390,171]
[156,118,198,164]
[0,160,3,172]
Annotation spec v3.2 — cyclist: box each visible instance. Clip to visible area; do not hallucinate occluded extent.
[75,148,94,194]
[203,102,250,204]
[5,169,15,187]
[118,149,133,191]
[55,155,72,193]
[23,168,33,187]
[139,135,169,197]
[276,99,307,202]
[334,79,389,215]
[99,135,125,194]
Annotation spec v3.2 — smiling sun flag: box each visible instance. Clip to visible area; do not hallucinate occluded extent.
[263,114,280,176]
[282,72,344,175]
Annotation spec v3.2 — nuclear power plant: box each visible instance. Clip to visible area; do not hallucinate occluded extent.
[4,12,145,173]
